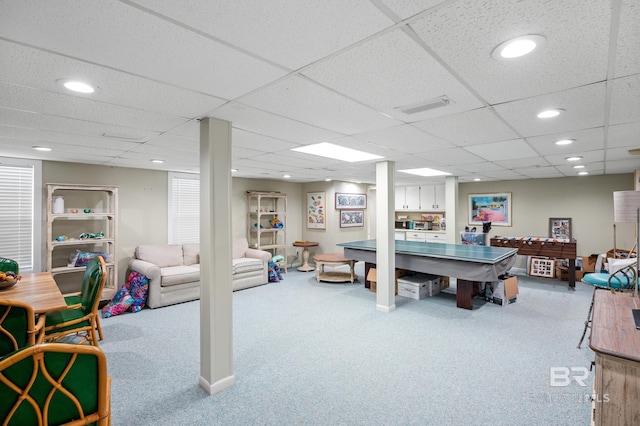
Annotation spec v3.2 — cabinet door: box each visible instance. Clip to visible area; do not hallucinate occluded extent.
[405,186,420,210]
[433,184,445,210]
[419,185,435,210]
[395,187,406,210]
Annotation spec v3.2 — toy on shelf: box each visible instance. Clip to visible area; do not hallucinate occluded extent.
[270,217,283,229]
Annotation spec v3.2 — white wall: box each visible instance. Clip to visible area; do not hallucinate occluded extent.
[301,181,370,255]
[456,174,635,268]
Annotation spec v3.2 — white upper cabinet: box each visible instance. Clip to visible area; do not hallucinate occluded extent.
[396,185,445,211]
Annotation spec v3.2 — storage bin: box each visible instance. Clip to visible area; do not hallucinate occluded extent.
[397,274,440,299]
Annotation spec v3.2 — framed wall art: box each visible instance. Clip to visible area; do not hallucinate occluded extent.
[306,192,325,229]
[339,210,364,228]
[468,192,512,226]
[549,218,571,240]
[335,193,367,209]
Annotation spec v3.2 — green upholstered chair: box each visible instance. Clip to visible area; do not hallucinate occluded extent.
[0,342,111,425]
[577,260,637,348]
[0,299,45,358]
[45,256,106,346]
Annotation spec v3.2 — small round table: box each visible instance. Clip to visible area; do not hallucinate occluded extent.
[292,241,319,272]
[313,253,356,283]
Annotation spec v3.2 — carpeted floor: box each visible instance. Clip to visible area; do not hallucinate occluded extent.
[100,264,596,425]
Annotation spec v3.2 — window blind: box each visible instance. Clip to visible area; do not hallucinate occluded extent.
[168,173,200,244]
[0,164,34,269]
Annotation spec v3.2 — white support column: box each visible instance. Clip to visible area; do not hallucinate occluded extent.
[376,161,396,313]
[444,176,458,244]
[198,118,235,394]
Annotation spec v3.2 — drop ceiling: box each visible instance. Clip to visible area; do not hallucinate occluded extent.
[0,0,638,185]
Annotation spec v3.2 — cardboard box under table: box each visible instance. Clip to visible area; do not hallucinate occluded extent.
[397,274,441,300]
[489,276,519,306]
[367,268,406,294]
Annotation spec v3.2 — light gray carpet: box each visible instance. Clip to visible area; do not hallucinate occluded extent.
[100,264,595,425]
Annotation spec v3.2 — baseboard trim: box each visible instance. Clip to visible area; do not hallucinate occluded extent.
[199,374,235,395]
[376,304,396,313]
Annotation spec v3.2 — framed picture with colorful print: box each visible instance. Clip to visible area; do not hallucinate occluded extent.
[306,192,325,229]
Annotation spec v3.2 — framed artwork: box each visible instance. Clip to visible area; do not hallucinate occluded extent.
[339,210,364,228]
[335,193,367,209]
[530,258,555,278]
[468,193,512,226]
[549,218,572,240]
[306,192,325,229]
[635,169,640,191]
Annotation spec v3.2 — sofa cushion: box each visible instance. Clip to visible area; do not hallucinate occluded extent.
[233,258,263,275]
[183,243,200,266]
[232,238,249,259]
[137,244,184,268]
[160,266,200,286]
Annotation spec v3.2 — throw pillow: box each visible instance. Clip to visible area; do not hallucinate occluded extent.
[127,270,150,312]
[102,285,134,318]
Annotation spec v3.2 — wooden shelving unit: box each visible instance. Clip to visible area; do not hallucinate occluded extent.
[247,191,287,273]
[46,183,118,301]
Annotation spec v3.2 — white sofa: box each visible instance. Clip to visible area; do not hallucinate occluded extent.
[128,239,271,309]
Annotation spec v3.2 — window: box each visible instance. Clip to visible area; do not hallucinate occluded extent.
[0,158,42,271]
[168,172,200,244]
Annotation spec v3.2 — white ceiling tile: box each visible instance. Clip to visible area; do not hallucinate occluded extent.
[608,122,640,149]
[615,0,640,77]
[209,102,343,144]
[493,156,550,170]
[239,75,400,134]
[0,82,187,132]
[518,166,565,178]
[544,150,605,166]
[464,139,537,161]
[0,108,161,142]
[355,124,454,154]
[0,124,145,151]
[0,0,287,99]
[412,108,520,145]
[416,147,484,166]
[410,0,611,104]
[302,29,483,119]
[381,0,449,20]
[128,0,393,70]
[493,83,606,137]
[609,74,640,125]
[232,129,299,153]
[526,127,605,156]
[0,41,226,118]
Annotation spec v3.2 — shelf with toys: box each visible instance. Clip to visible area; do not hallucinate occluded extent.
[246,191,287,273]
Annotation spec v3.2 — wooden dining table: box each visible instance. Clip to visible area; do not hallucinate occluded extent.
[0,272,66,314]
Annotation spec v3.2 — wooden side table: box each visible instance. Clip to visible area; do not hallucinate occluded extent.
[292,241,319,272]
[313,253,356,283]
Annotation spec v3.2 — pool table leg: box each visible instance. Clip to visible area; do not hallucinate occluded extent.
[456,279,482,310]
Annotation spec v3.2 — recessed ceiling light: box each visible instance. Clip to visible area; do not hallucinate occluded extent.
[578,171,589,175]
[555,139,574,145]
[492,35,546,59]
[57,79,98,94]
[291,142,383,162]
[538,108,564,118]
[150,159,164,164]
[474,178,481,181]
[398,168,451,177]
[566,156,582,162]
[573,165,585,169]
[283,174,291,179]
[32,146,52,152]
[537,108,565,119]
[324,178,332,182]
[231,168,238,172]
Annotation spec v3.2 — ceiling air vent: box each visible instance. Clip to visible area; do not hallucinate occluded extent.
[395,96,451,115]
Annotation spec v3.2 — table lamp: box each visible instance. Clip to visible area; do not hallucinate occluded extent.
[613,190,640,297]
